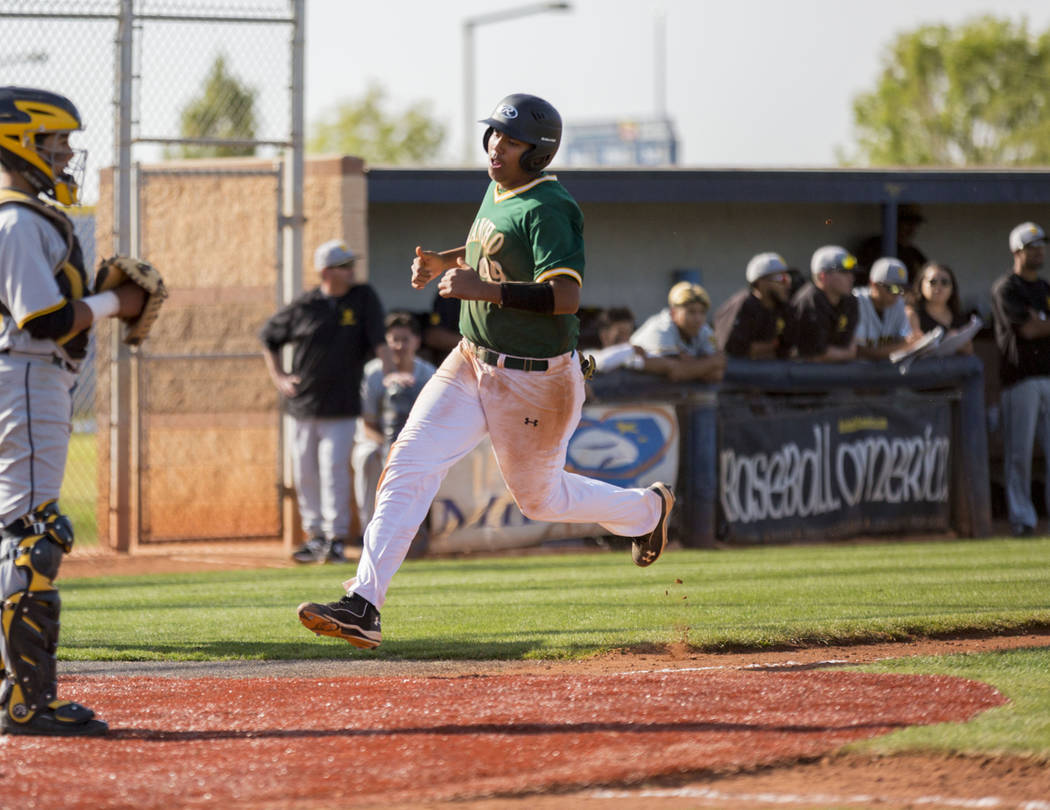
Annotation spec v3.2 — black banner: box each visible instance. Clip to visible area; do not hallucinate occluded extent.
[719,400,951,542]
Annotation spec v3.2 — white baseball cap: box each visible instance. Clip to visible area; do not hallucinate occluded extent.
[745,252,789,284]
[870,257,908,292]
[314,239,358,270]
[1009,222,1047,252]
[810,245,857,278]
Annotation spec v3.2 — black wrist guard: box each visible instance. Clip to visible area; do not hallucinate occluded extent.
[499,282,555,314]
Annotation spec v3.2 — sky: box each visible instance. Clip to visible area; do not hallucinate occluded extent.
[304,0,1050,168]
[5,0,1050,191]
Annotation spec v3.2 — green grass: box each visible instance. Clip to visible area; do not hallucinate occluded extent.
[57,536,1050,761]
[59,536,1050,662]
[61,431,99,548]
[851,647,1050,758]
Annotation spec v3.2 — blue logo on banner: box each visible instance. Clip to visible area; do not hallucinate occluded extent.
[566,412,673,487]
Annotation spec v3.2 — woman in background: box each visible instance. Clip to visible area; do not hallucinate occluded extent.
[906,261,974,354]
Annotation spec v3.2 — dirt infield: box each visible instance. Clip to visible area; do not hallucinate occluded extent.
[3,667,1011,810]
[39,547,1050,809]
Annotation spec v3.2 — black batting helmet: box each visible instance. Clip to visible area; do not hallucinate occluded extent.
[480,93,562,174]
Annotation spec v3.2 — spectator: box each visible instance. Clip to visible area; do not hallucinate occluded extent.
[791,246,859,363]
[587,306,661,376]
[420,292,460,366]
[713,252,795,359]
[353,312,437,552]
[630,281,726,382]
[855,203,929,286]
[989,221,1050,537]
[853,257,914,360]
[907,261,974,354]
[596,306,636,348]
[260,239,391,564]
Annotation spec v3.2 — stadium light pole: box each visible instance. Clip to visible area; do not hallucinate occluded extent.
[462,2,571,164]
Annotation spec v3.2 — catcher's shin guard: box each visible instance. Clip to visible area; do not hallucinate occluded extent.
[0,502,106,735]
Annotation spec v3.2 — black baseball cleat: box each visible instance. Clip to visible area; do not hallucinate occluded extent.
[2,700,108,737]
[291,536,326,564]
[291,536,348,564]
[632,482,675,567]
[297,592,382,649]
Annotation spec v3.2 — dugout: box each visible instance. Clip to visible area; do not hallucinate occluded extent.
[587,354,990,547]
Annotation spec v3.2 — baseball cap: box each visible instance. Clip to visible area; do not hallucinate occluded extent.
[745,252,789,284]
[810,245,857,277]
[314,239,358,270]
[870,257,908,293]
[1009,222,1047,252]
[668,281,710,309]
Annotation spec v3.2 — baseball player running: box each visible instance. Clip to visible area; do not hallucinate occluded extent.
[0,87,147,735]
[298,93,674,649]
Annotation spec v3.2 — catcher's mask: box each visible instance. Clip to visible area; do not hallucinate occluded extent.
[480,93,562,174]
[0,86,85,206]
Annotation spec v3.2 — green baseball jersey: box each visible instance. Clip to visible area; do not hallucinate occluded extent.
[460,174,584,358]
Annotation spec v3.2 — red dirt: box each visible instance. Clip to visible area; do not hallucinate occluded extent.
[42,546,1050,810]
[5,668,1009,810]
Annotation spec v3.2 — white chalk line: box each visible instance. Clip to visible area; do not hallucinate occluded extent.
[609,659,853,675]
[589,785,1050,809]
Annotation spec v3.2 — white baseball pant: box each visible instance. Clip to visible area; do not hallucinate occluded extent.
[344,339,662,608]
[0,355,76,526]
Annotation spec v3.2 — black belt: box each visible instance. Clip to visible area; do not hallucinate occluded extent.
[472,345,549,372]
[0,348,77,373]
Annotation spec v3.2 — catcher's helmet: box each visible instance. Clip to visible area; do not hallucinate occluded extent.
[480,93,562,174]
[0,86,84,205]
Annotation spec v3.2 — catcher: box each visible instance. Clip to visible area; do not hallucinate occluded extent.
[0,86,164,735]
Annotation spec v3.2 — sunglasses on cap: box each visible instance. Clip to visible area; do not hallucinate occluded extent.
[877,283,903,295]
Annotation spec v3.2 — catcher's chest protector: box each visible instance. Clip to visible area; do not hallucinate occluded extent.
[0,189,90,359]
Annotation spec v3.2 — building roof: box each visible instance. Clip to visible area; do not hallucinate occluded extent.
[366,166,1050,206]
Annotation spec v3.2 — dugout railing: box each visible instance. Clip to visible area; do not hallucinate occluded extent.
[587,354,991,547]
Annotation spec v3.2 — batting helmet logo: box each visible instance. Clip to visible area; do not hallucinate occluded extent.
[499,104,518,119]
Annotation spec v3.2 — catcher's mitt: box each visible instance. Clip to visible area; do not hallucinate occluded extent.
[94,256,168,346]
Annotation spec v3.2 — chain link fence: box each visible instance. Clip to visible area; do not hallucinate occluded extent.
[1,0,301,548]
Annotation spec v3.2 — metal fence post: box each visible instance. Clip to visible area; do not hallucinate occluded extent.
[279,0,306,553]
[108,0,135,551]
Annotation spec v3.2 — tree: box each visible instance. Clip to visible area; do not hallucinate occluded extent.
[845,16,1050,166]
[308,83,445,165]
[171,55,257,159]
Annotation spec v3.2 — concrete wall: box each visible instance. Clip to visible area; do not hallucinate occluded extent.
[95,155,367,548]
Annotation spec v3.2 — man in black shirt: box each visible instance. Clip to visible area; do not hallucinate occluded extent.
[714,251,795,359]
[260,239,392,562]
[854,204,929,286]
[790,246,859,362]
[990,221,1050,536]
